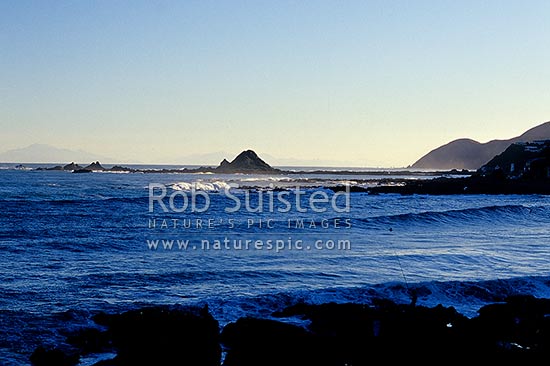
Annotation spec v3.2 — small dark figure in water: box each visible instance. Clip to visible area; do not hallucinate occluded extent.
[409,289,418,307]
[200,304,210,317]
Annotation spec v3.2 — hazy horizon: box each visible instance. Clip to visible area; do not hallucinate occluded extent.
[2,117,549,167]
[0,143,405,168]
[2,1,550,167]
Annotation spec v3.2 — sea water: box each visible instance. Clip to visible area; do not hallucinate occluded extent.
[1,167,549,365]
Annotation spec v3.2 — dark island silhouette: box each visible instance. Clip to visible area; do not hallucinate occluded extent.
[38,150,282,174]
[215,150,281,174]
[72,161,106,173]
[411,121,550,170]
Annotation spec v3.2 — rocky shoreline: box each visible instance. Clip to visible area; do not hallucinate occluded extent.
[30,294,550,366]
[34,161,470,177]
[357,175,550,195]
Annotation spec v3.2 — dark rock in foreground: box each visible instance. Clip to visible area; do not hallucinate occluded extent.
[222,296,550,364]
[221,317,319,366]
[92,305,220,366]
[223,300,469,365]
[470,295,550,356]
[30,297,550,365]
[32,305,221,366]
[30,346,79,366]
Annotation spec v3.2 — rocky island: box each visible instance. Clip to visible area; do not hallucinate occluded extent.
[214,150,281,174]
[35,150,282,175]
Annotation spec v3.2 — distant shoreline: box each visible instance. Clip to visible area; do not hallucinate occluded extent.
[4,161,549,196]
[3,162,472,177]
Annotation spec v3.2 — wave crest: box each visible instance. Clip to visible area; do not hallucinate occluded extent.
[358,204,550,228]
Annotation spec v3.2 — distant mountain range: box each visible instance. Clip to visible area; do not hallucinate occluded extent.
[0,144,371,167]
[7,122,550,170]
[411,121,550,170]
[0,144,114,164]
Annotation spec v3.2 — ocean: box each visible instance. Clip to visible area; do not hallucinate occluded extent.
[1,165,550,365]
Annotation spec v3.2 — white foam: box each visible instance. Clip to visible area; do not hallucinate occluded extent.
[79,353,117,366]
[171,181,233,192]
[97,170,130,174]
[334,180,358,185]
[203,275,550,326]
[239,177,293,182]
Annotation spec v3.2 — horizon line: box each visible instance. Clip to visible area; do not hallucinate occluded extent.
[0,160,413,170]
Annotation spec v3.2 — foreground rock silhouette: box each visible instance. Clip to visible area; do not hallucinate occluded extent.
[222,296,550,365]
[30,295,550,366]
[31,305,220,366]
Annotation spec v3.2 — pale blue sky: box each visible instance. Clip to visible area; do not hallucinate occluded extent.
[1,0,549,166]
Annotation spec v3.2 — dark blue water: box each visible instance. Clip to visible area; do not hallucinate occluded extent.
[1,169,550,365]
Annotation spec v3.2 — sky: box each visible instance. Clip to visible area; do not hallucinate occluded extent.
[1,0,549,167]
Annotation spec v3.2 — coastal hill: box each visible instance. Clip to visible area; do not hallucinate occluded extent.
[411,121,550,170]
[479,140,550,179]
[367,139,550,195]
